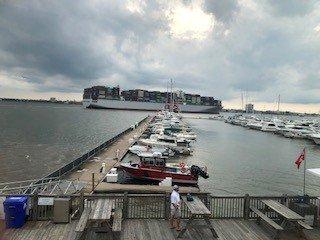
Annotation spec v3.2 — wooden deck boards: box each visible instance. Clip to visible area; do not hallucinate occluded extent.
[262,200,304,220]
[1,220,78,240]
[94,182,201,194]
[2,219,319,240]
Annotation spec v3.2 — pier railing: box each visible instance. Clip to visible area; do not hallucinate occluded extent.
[1,193,318,221]
[40,116,149,180]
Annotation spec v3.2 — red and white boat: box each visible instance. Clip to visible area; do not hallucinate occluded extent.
[119,155,209,185]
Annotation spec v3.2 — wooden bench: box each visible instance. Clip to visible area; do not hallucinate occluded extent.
[76,208,90,232]
[74,208,90,240]
[297,220,313,230]
[250,206,283,239]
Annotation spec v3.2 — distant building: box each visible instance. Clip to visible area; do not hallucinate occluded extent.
[49,97,57,102]
[245,103,254,113]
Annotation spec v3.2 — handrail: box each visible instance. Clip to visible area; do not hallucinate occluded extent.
[38,116,149,181]
[0,177,59,186]
[1,192,318,221]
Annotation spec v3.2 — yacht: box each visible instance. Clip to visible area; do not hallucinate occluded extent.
[171,132,197,140]
[309,133,320,145]
[280,125,315,138]
[129,145,174,157]
[246,120,262,130]
[261,122,277,132]
[139,134,192,155]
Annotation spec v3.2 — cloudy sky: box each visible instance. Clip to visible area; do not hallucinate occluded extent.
[0,0,320,113]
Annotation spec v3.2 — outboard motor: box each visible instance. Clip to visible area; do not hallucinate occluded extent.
[190,165,209,179]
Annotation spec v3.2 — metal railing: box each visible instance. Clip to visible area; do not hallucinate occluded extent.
[1,193,317,221]
[40,116,149,180]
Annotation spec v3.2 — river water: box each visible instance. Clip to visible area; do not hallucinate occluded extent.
[1,102,320,196]
[183,116,320,196]
[0,102,148,182]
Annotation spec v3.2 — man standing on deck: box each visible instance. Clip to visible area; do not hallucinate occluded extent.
[170,185,181,231]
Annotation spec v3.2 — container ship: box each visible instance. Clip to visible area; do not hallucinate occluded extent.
[82,86,222,114]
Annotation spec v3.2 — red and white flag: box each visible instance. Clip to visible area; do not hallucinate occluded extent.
[295,148,306,169]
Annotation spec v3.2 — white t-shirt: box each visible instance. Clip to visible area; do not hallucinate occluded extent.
[170,190,180,210]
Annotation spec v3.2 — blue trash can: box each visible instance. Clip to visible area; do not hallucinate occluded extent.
[3,196,28,228]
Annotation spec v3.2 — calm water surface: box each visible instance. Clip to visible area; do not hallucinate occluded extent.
[183,117,320,196]
[2,102,320,196]
[0,102,148,182]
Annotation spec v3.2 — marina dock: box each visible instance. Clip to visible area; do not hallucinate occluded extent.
[63,116,152,193]
[1,113,320,240]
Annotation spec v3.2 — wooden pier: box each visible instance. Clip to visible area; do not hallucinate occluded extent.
[94,182,201,194]
[4,219,320,240]
[1,116,320,239]
[63,116,152,193]
[1,193,320,240]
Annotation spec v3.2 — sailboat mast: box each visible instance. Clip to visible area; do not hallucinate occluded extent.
[170,79,173,112]
[277,94,281,112]
[241,92,244,111]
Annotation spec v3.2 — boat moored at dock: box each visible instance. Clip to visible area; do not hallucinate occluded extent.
[120,155,208,184]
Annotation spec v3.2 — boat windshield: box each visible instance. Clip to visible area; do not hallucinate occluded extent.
[159,138,175,144]
[141,157,165,167]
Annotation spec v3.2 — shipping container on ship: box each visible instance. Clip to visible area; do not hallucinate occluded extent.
[83,85,222,114]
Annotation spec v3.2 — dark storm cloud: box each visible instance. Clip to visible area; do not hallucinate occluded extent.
[267,0,316,17]
[0,0,320,107]
[204,0,239,23]
[0,0,167,92]
[0,2,104,79]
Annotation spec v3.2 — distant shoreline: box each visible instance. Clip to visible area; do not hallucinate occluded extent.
[222,108,319,117]
[0,98,319,116]
[0,98,82,105]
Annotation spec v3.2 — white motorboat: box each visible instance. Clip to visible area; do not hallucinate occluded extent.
[261,122,277,132]
[280,125,315,138]
[139,134,192,155]
[309,133,320,145]
[171,132,197,140]
[246,120,262,130]
[129,145,174,156]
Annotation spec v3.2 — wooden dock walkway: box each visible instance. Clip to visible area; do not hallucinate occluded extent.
[63,116,151,193]
[94,182,201,194]
[2,219,319,240]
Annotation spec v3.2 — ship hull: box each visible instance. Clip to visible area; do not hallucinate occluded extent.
[83,99,221,114]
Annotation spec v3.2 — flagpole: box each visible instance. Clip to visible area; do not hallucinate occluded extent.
[303,148,306,196]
